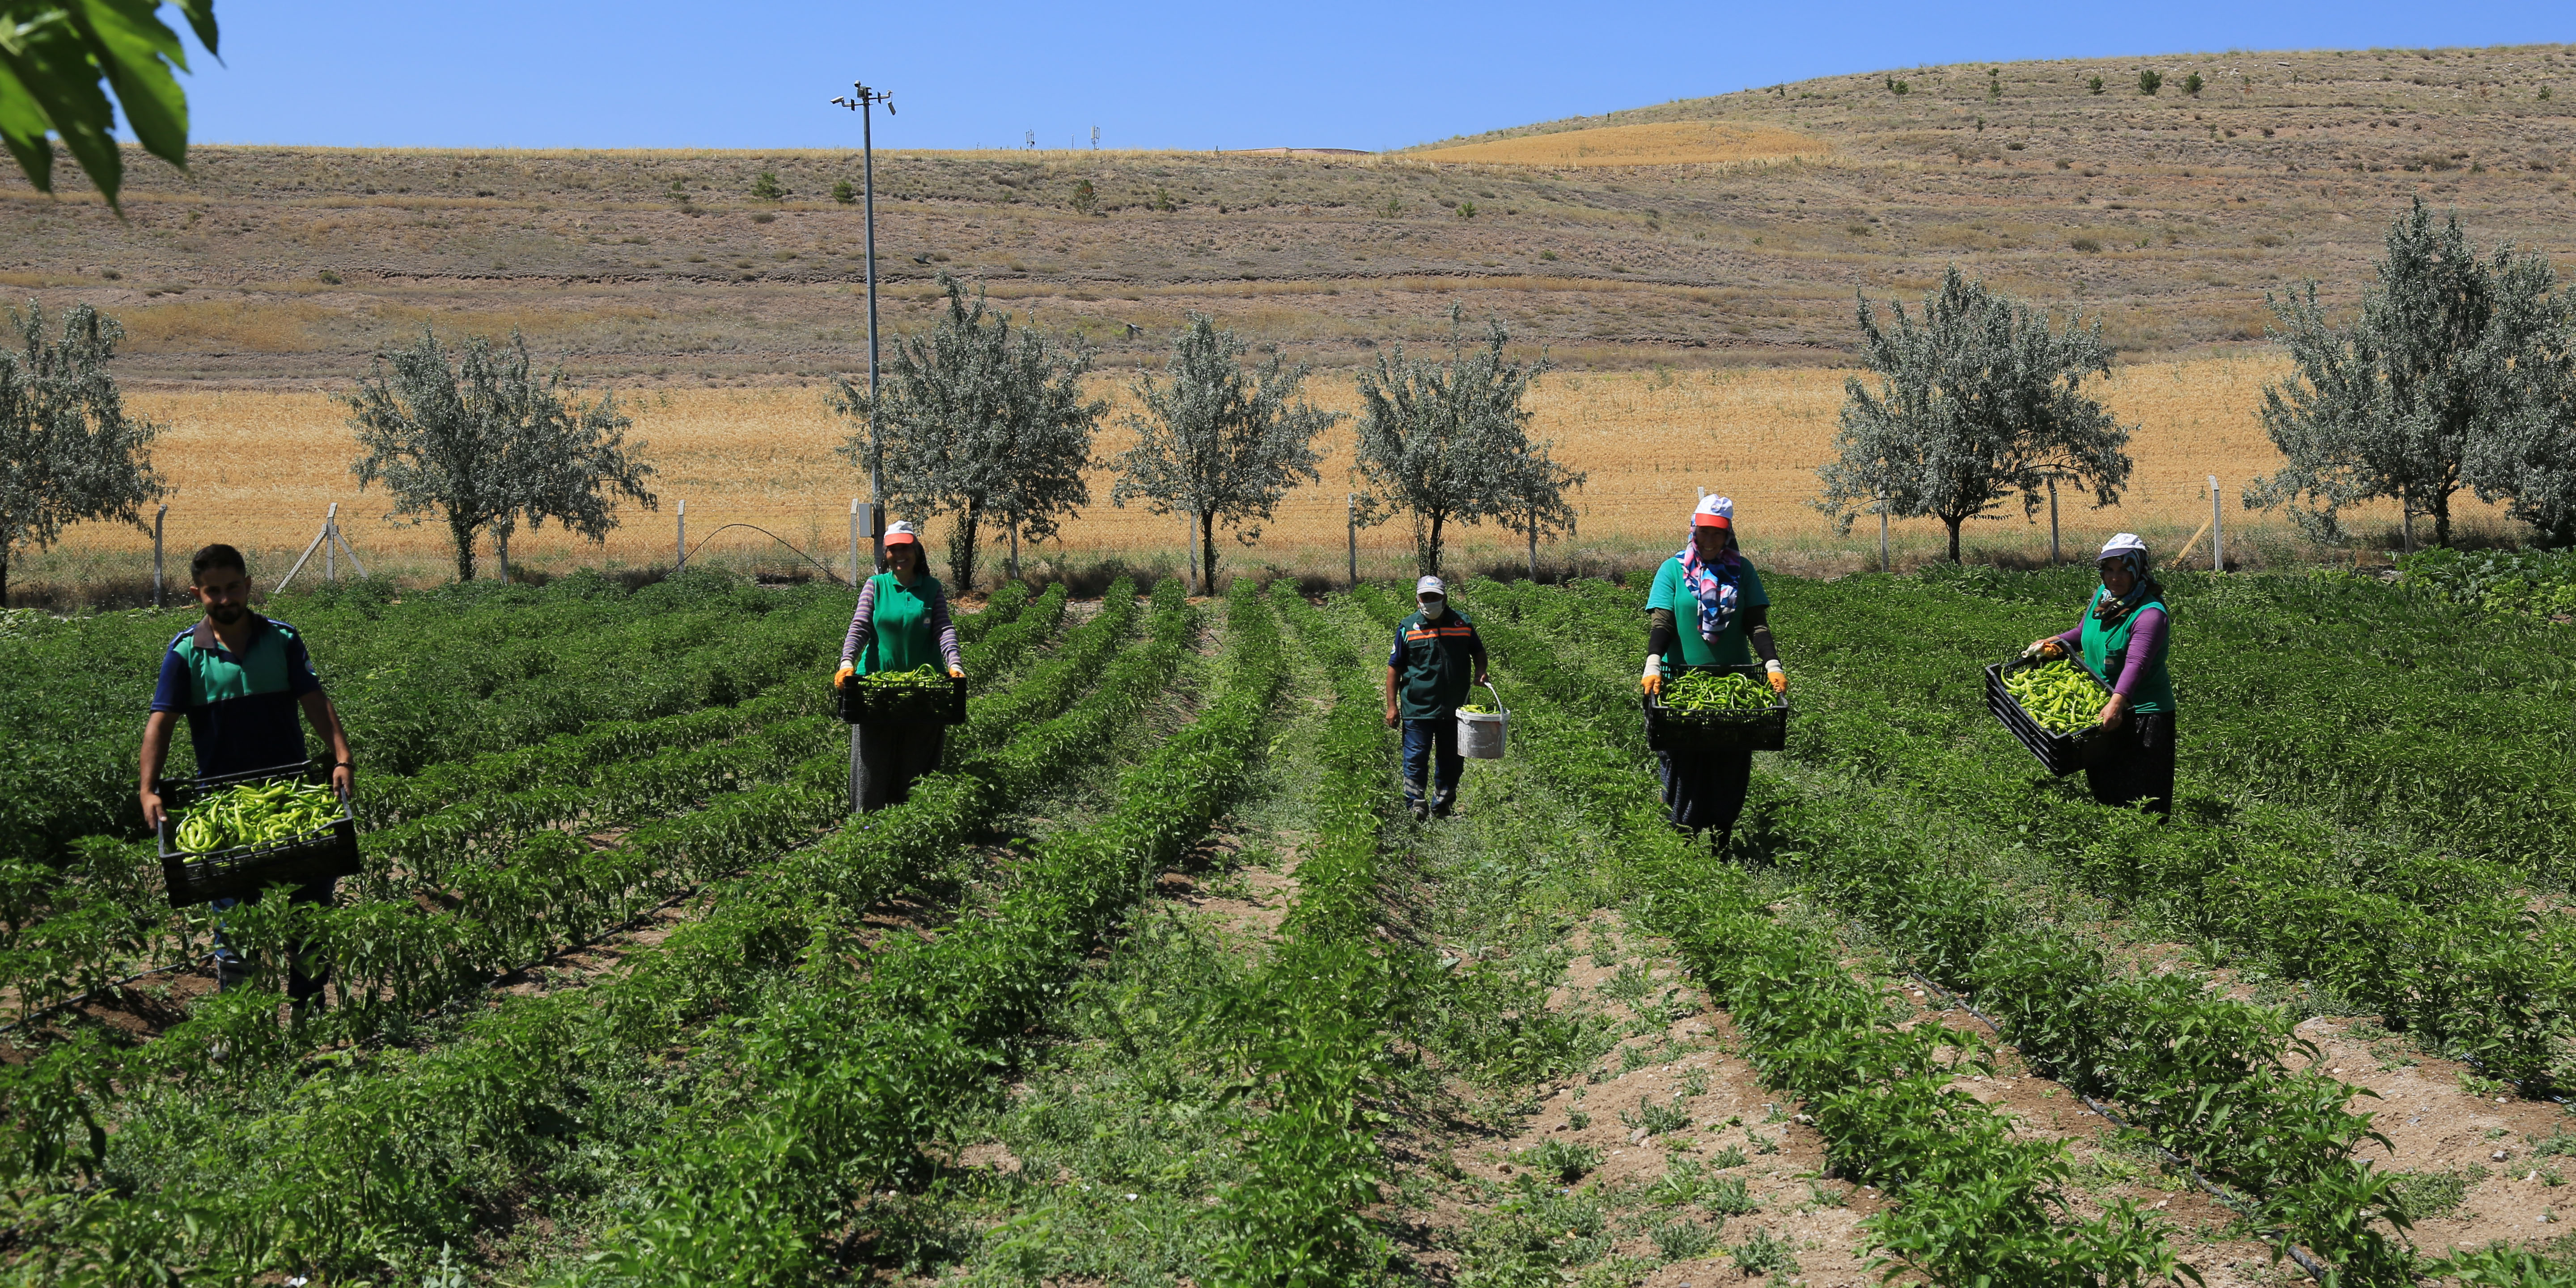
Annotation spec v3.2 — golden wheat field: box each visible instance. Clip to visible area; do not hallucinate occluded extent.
[31,355,2482,593]
[1411,122,1828,169]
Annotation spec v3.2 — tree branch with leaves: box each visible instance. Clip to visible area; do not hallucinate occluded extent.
[1814,267,2133,563]
[1112,316,1342,590]
[0,0,219,211]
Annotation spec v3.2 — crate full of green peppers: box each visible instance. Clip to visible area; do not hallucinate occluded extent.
[836,664,968,726]
[1644,664,1790,754]
[1984,654,2116,776]
[154,763,361,907]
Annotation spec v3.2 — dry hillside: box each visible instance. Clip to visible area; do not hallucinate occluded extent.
[1,43,2570,388]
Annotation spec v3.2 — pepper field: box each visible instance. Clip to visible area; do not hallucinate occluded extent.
[2,563,2572,1284]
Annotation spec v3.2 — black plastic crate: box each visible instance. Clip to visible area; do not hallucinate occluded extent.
[1985,655,2117,777]
[1644,663,1790,754]
[154,762,360,908]
[837,673,968,726]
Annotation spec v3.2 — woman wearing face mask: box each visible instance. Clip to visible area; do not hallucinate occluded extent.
[833,521,966,812]
[2024,532,2174,816]
[1640,495,1785,851]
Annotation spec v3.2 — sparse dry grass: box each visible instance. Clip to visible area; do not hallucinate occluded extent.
[1413,121,1827,168]
[28,356,2490,593]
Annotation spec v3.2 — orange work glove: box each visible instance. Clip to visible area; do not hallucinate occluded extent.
[949,666,965,679]
[1767,665,1788,696]
[833,663,855,689]
[1640,657,1664,698]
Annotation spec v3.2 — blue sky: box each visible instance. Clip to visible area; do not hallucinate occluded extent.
[171,1,2568,153]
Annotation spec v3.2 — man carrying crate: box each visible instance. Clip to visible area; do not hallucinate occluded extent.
[137,544,354,1003]
[1384,575,1489,821]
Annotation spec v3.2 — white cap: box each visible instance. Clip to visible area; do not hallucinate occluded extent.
[1693,495,1735,529]
[2098,532,2147,560]
[1415,575,1446,597]
[884,520,921,547]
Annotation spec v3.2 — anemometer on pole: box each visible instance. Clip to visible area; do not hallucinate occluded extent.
[829,79,895,573]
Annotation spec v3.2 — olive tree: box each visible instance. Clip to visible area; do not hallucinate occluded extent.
[1112,316,1342,590]
[0,303,164,606]
[1814,267,2134,563]
[1351,309,1558,578]
[2251,200,2575,549]
[347,330,657,581]
[834,277,1102,591]
[0,0,217,211]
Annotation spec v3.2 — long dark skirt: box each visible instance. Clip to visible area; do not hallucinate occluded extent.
[2084,711,2175,817]
[1660,746,1754,849]
[852,720,948,813]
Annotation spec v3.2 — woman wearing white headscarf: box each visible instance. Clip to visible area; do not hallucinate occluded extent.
[2024,532,2175,816]
[1640,495,1786,851]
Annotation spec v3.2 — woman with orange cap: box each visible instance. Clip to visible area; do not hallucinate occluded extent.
[1640,495,1786,851]
[833,521,965,812]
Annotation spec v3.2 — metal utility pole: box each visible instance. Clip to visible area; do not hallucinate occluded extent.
[1347,493,1357,588]
[830,80,896,572]
[2046,474,2061,564]
[1877,490,1890,574]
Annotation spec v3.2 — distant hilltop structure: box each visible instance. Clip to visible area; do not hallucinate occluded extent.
[1220,147,1371,157]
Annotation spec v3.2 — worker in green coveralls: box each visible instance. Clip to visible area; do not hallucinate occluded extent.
[138,543,355,1002]
[1383,575,1489,821]
[834,521,966,812]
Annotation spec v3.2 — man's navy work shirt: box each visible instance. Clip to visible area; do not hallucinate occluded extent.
[149,616,322,776]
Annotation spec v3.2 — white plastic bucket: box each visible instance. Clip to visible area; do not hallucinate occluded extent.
[1457,684,1508,759]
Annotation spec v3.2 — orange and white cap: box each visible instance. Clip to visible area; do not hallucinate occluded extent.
[884,520,921,547]
[1692,495,1734,530]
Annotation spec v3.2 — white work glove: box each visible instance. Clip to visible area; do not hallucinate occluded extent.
[1640,655,1665,698]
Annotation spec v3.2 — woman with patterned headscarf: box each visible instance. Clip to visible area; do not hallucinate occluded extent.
[2025,532,2176,815]
[1640,495,1787,851]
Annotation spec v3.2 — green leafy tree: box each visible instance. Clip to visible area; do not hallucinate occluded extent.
[833,276,1103,591]
[1814,267,2135,563]
[347,330,656,581]
[2183,72,2205,96]
[831,178,855,204]
[1351,308,1556,578]
[2138,69,2162,95]
[1112,316,1343,590]
[0,0,217,211]
[0,302,162,606]
[750,170,784,201]
[1069,177,1097,215]
[2249,199,2572,549]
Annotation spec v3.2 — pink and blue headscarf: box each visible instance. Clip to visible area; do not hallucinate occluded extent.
[1677,495,1745,642]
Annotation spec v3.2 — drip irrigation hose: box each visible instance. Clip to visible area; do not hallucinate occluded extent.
[682,523,847,583]
[1905,970,2333,1284]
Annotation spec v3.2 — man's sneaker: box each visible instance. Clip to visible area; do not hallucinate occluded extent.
[1432,793,1456,819]
[1409,800,1429,822]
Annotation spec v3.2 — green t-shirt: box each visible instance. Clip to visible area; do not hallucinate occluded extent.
[1646,555,1770,667]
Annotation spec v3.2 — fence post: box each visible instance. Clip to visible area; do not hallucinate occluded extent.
[848,498,860,588]
[676,500,687,572]
[152,504,167,608]
[1347,492,1357,588]
[2047,475,2061,564]
[1877,490,1890,574]
[1527,500,1539,583]
[324,502,338,582]
[2207,474,2224,572]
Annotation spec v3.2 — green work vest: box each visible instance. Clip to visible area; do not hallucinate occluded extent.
[1392,609,1482,720]
[861,572,944,674]
[2078,591,2174,715]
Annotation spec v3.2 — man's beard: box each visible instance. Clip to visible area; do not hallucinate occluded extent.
[207,602,246,625]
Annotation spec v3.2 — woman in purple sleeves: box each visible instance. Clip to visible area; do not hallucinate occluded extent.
[2024,532,2175,816]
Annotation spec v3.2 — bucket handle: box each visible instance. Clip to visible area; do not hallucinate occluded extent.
[1480,680,1505,715]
